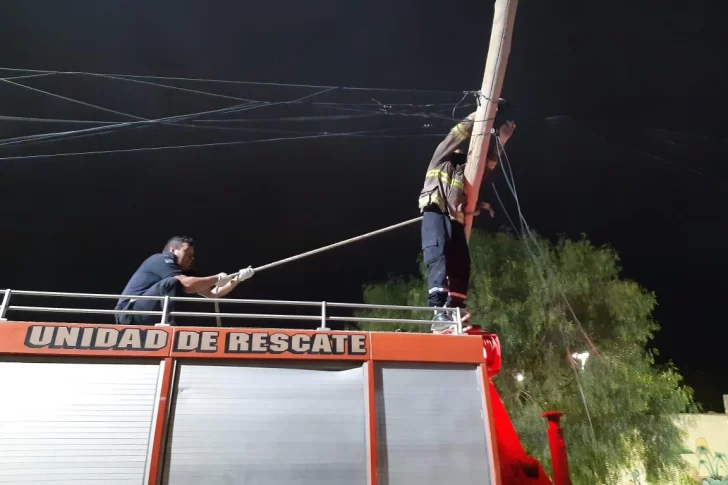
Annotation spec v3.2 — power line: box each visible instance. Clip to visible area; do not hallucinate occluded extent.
[0,66,466,94]
[0,73,56,81]
[88,72,473,118]
[0,79,470,152]
[0,99,266,148]
[88,72,258,104]
[495,134,601,357]
[0,70,470,158]
[490,134,602,444]
[0,85,338,149]
[195,113,381,123]
[0,132,351,161]
[5,68,470,111]
[548,116,728,188]
[0,78,263,151]
[0,77,144,122]
[0,113,384,125]
[0,128,445,161]
[0,115,119,125]
[582,126,727,186]
[645,126,728,145]
[0,69,476,148]
[0,68,474,131]
[491,181,598,446]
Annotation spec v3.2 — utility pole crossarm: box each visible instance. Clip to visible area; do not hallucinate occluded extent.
[463,0,519,241]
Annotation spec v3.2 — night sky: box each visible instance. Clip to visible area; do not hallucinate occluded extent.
[1,0,726,410]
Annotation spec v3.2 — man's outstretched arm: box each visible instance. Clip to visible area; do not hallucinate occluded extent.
[175,274,222,294]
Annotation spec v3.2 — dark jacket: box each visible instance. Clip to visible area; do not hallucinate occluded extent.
[418,114,474,223]
[418,112,507,223]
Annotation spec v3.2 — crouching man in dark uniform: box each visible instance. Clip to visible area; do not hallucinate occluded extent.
[418,105,516,333]
[115,236,254,325]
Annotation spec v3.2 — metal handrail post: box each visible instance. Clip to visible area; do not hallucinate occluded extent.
[455,307,463,334]
[318,301,329,330]
[156,295,171,327]
[0,289,11,321]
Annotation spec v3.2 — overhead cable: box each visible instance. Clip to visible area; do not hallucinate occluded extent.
[0,73,56,81]
[491,182,598,446]
[88,72,258,103]
[0,85,337,149]
[0,77,145,121]
[0,66,467,94]
[0,128,445,161]
[0,115,119,125]
[494,134,601,358]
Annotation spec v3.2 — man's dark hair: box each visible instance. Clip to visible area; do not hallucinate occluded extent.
[164,236,195,252]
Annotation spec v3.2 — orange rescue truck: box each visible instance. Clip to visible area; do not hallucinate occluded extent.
[0,289,572,485]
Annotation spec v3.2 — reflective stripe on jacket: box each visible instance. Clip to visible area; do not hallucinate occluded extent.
[418,113,474,223]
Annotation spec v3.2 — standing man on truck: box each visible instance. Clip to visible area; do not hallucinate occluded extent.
[418,102,516,332]
[114,236,254,325]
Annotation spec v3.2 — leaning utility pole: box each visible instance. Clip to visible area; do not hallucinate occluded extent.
[463,0,519,241]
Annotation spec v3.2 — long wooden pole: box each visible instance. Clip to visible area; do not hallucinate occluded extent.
[463,0,519,241]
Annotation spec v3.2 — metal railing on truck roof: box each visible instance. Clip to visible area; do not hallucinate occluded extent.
[0,288,465,333]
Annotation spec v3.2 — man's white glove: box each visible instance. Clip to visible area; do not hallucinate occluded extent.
[215,272,235,287]
[235,266,255,282]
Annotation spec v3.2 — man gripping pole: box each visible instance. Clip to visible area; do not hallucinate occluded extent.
[418,105,516,333]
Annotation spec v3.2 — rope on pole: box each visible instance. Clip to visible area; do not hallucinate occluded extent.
[211,209,486,320]
[214,301,222,327]
[249,216,424,274]
[207,216,422,324]
[232,205,489,275]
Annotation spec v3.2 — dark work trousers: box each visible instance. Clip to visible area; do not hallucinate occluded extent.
[115,277,183,325]
[421,206,471,308]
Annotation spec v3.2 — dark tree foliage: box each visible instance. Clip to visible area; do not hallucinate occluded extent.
[353,229,697,485]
